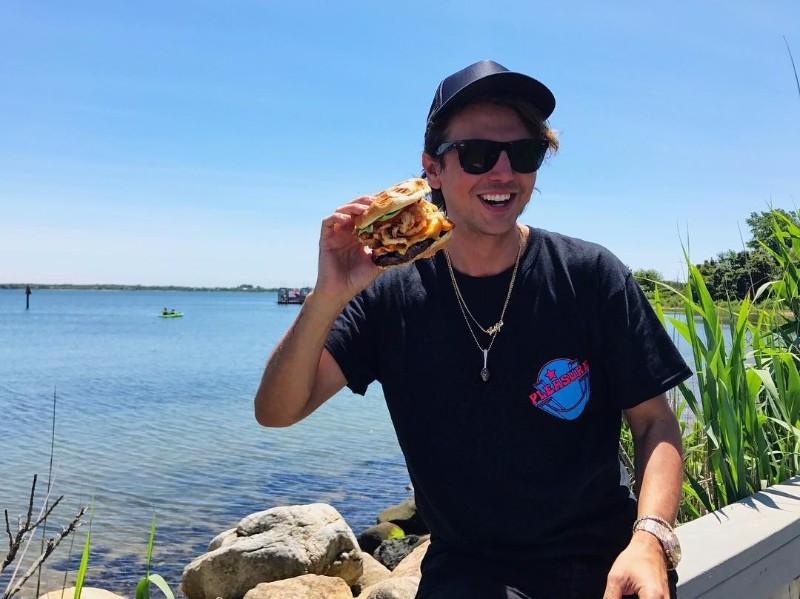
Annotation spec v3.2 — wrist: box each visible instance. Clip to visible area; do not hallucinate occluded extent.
[632,529,666,553]
[632,515,682,570]
[304,288,350,314]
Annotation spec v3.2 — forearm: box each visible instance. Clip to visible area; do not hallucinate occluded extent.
[633,414,683,523]
[254,290,348,426]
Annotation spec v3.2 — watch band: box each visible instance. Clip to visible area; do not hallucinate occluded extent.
[633,514,674,532]
[632,516,680,570]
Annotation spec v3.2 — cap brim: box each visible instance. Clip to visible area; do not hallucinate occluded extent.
[430,71,556,123]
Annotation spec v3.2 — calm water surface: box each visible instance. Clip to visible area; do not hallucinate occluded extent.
[0,289,711,597]
[0,289,406,597]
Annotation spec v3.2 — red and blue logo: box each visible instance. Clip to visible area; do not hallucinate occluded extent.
[529,357,591,420]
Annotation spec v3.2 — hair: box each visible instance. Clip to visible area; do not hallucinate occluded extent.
[423,94,560,209]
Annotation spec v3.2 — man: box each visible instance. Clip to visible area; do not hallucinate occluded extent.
[255,60,691,599]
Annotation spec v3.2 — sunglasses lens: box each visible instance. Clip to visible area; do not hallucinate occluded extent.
[509,140,547,173]
[457,140,498,175]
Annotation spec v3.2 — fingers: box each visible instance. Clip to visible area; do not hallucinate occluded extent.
[321,212,353,233]
[604,578,666,599]
[602,581,622,599]
[335,195,375,216]
[349,194,375,206]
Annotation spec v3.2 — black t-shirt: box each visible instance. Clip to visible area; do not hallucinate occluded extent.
[325,227,692,563]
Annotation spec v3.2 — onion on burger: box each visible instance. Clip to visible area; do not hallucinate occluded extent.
[354,178,454,268]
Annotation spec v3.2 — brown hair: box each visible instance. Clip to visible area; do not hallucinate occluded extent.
[423,95,559,209]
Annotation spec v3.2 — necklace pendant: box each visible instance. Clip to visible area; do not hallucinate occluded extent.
[480,348,490,382]
[486,320,503,336]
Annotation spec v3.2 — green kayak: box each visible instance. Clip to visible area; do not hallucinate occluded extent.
[159,312,184,318]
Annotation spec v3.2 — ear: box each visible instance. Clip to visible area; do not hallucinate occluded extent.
[421,151,442,189]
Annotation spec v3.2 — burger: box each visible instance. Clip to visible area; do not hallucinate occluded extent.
[354,177,455,268]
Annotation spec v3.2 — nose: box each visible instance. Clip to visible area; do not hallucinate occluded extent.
[487,150,514,180]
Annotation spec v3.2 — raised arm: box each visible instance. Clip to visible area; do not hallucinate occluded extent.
[254,196,381,427]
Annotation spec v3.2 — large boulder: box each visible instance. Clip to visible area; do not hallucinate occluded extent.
[208,527,237,551]
[376,496,427,535]
[355,576,420,599]
[182,503,363,599]
[243,574,353,599]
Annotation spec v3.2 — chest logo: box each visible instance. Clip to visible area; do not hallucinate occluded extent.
[529,357,590,420]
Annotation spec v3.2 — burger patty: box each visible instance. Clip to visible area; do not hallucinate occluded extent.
[374,238,435,267]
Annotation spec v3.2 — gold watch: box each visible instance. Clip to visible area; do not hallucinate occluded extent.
[632,515,682,570]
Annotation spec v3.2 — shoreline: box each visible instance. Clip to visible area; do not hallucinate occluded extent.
[0,284,292,292]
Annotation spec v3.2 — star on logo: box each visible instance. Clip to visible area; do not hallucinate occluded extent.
[546,369,557,380]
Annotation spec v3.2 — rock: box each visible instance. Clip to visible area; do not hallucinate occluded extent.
[182,503,363,599]
[356,576,420,599]
[243,574,353,599]
[39,589,124,599]
[373,536,424,571]
[357,522,405,554]
[352,552,392,595]
[208,527,237,551]
[376,496,428,535]
[391,539,430,579]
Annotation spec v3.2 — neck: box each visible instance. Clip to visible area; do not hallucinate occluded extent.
[446,224,527,276]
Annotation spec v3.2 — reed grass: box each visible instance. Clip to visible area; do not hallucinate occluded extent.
[135,515,176,599]
[72,501,92,599]
[629,209,800,522]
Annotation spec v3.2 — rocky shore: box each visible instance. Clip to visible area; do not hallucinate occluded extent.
[44,496,430,599]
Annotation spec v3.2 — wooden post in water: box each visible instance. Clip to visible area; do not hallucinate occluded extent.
[25,284,31,310]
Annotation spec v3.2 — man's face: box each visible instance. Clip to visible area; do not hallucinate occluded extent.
[423,102,536,239]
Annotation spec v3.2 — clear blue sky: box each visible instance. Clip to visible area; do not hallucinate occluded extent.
[2,1,799,287]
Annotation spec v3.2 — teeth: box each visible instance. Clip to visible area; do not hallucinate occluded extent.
[480,194,512,203]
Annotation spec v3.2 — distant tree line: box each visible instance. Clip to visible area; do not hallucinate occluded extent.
[634,209,799,303]
[0,283,282,292]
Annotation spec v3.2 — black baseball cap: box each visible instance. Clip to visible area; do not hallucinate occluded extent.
[427,60,556,124]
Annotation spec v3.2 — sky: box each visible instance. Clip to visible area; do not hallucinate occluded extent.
[1,1,799,287]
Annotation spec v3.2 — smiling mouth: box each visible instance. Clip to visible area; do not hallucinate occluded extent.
[479,193,514,208]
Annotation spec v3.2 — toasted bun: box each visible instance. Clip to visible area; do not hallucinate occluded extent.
[354,177,431,230]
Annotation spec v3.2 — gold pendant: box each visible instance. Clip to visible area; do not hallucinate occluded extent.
[486,321,503,336]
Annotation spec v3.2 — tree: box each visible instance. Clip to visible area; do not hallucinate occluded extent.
[746,209,800,255]
[632,268,663,293]
[697,249,777,301]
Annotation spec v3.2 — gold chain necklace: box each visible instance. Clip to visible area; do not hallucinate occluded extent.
[444,229,523,383]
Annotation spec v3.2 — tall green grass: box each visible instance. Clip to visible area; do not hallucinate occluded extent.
[645,209,800,521]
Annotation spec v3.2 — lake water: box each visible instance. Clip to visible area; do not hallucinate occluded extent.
[0,289,712,598]
[0,289,407,598]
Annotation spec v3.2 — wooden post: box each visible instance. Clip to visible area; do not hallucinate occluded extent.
[25,285,31,310]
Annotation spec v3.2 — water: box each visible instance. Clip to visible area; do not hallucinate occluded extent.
[0,289,407,598]
[0,289,719,597]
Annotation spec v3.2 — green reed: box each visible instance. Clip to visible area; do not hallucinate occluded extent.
[135,515,176,599]
[649,209,800,520]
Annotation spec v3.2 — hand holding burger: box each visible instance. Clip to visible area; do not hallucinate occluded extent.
[354,177,454,268]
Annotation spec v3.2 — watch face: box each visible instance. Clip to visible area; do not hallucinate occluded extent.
[666,532,682,566]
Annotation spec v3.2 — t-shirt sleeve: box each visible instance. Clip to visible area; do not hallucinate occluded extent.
[324,290,379,396]
[597,260,693,410]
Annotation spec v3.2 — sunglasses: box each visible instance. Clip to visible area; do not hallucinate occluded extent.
[434,138,548,175]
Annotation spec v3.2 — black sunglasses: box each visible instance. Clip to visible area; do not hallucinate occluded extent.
[434,138,548,175]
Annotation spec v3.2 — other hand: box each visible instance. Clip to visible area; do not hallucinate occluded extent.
[603,532,670,599]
